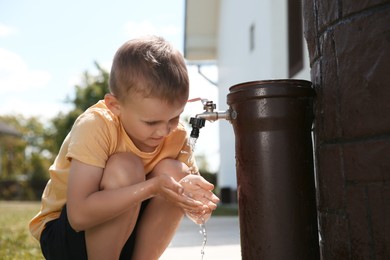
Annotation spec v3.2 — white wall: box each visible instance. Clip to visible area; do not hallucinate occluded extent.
[216,0,310,192]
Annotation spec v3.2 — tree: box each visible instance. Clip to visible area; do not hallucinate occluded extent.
[73,62,110,111]
[0,115,49,178]
[0,115,52,199]
[47,62,110,154]
[29,152,50,199]
[0,62,109,200]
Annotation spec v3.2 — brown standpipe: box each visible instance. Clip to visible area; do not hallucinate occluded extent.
[226,79,320,259]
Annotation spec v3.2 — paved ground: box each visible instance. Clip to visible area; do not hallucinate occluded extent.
[160,216,241,260]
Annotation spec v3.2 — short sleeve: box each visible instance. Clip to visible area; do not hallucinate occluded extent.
[67,111,116,168]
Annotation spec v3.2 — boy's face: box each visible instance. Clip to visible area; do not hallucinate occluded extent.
[108,94,186,152]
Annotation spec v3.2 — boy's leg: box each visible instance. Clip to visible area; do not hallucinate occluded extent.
[131,159,189,260]
[85,152,145,260]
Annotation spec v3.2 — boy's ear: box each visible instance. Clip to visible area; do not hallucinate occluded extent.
[104,94,121,116]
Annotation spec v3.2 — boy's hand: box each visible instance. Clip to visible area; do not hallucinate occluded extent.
[154,174,204,212]
[180,175,220,209]
[179,175,220,224]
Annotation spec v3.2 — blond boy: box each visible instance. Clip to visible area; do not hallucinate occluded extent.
[29,36,219,260]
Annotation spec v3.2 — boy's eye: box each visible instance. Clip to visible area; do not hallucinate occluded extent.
[143,116,180,127]
[145,121,158,126]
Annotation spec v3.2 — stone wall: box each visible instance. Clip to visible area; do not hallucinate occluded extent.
[302,1,389,259]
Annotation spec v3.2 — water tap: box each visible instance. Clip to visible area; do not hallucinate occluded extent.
[189,99,231,138]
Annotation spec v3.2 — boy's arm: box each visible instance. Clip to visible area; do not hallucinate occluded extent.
[67,159,202,231]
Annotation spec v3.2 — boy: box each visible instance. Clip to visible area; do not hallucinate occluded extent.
[29,35,220,260]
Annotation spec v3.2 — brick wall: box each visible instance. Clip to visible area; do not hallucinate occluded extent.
[302,1,390,259]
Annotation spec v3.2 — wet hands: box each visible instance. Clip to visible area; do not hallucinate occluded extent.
[180,175,220,224]
[154,174,205,212]
[153,174,220,223]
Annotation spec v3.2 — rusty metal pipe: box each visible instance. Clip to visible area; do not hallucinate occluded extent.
[227,79,320,259]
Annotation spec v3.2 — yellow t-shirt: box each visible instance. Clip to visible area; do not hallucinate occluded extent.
[29,100,197,241]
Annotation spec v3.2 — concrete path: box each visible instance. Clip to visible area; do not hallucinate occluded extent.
[160,216,241,260]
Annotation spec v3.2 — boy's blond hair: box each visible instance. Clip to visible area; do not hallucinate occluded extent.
[109,36,189,104]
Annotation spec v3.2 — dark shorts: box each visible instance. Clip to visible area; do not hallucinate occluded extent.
[40,201,149,260]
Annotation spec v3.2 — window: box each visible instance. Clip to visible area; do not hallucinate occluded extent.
[288,0,304,77]
[250,23,255,52]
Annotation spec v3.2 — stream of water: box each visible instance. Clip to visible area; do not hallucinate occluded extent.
[182,136,208,259]
[199,222,207,260]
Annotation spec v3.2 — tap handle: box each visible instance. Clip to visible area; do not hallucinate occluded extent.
[204,101,216,112]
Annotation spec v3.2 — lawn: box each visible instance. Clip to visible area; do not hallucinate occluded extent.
[0,201,43,260]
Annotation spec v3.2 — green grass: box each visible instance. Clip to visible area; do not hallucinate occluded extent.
[0,201,43,260]
[213,204,239,216]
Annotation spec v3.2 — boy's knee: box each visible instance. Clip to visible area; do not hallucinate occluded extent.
[151,158,189,181]
[101,152,145,190]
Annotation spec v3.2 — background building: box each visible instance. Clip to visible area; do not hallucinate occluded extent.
[184,0,310,203]
[185,0,390,259]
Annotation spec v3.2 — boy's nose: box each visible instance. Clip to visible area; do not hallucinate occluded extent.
[156,124,171,137]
